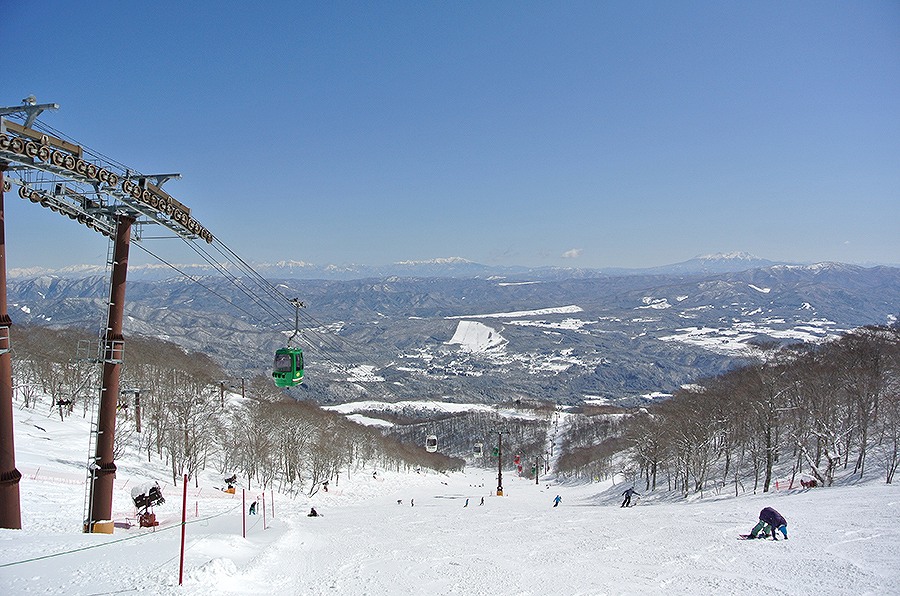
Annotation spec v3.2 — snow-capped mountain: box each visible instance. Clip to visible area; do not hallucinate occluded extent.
[8,260,899,406]
[8,253,795,281]
[643,252,781,274]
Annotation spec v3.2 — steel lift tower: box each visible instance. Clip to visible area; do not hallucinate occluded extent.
[0,98,213,531]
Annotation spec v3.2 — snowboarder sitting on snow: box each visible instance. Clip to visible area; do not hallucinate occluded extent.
[621,487,640,507]
[749,507,788,540]
[307,507,319,517]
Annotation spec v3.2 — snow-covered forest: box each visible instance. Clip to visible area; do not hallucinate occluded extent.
[557,325,900,493]
[9,326,463,498]
[8,322,900,503]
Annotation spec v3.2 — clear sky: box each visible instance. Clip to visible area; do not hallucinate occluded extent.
[2,1,898,271]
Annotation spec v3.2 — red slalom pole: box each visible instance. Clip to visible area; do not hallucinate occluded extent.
[179,473,188,585]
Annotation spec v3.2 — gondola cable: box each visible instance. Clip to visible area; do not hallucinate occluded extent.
[27,117,405,391]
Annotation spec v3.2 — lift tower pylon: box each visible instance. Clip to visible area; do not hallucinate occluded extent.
[0,164,22,529]
[0,98,214,531]
[86,215,133,533]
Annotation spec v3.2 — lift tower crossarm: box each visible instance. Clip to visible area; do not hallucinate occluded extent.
[0,99,59,128]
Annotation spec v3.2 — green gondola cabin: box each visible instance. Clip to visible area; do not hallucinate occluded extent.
[272,347,304,387]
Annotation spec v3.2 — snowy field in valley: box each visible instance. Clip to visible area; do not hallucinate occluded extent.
[1,404,898,595]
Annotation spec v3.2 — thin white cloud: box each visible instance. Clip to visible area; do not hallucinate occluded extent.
[562,248,582,259]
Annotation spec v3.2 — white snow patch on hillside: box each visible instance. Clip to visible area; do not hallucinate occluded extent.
[583,395,611,405]
[748,284,771,293]
[660,318,845,355]
[446,305,583,319]
[325,400,543,421]
[659,327,761,355]
[345,413,394,427]
[326,399,496,416]
[345,364,384,382]
[507,317,594,332]
[447,320,506,352]
[638,297,672,310]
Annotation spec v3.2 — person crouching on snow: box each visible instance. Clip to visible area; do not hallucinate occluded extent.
[749,507,788,540]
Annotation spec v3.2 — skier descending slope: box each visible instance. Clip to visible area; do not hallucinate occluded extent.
[621,487,640,508]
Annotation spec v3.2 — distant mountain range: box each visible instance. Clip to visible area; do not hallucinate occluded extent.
[8,256,899,408]
[9,252,793,281]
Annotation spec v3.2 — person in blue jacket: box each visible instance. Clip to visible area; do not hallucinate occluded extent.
[749,507,788,540]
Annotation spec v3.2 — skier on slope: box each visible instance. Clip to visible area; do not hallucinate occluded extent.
[553,495,562,507]
[748,507,788,540]
[621,487,640,507]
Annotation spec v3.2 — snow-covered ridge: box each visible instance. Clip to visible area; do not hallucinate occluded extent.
[394,256,474,265]
[324,399,543,421]
[446,305,583,319]
[694,251,762,261]
[326,399,497,415]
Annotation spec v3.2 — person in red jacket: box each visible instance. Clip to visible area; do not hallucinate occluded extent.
[749,507,788,540]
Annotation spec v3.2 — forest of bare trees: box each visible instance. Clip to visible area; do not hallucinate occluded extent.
[13,320,899,501]
[9,326,462,495]
[382,401,553,471]
[556,324,900,495]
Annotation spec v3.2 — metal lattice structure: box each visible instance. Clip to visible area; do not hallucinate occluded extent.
[0,109,213,244]
[0,98,214,532]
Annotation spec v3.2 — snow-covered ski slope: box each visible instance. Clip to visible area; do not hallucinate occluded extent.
[1,404,898,595]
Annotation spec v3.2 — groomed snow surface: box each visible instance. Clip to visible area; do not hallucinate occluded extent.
[2,406,899,595]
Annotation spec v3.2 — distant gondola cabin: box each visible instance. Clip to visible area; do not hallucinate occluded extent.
[272,347,304,387]
[425,435,438,453]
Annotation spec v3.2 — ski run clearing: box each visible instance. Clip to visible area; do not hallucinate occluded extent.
[2,404,899,595]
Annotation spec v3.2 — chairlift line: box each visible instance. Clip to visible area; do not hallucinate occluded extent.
[4,105,402,396]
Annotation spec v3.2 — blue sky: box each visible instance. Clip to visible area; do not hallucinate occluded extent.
[2,1,898,271]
